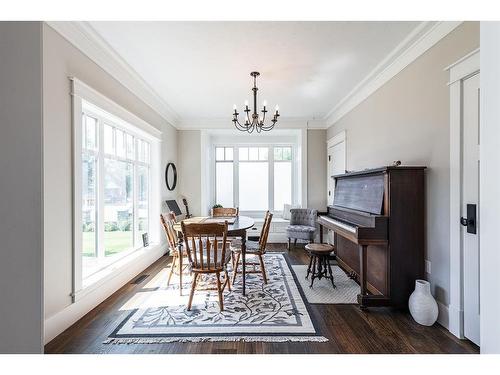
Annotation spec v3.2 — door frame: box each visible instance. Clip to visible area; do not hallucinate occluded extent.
[447,48,479,339]
[326,130,347,205]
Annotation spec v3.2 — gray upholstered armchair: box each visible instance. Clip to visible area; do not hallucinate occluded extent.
[286,208,318,250]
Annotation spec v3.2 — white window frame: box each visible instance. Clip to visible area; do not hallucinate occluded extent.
[71,78,162,301]
[213,144,296,217]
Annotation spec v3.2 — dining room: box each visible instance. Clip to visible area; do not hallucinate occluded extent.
[38,19,482,354]
[5,8,500,363]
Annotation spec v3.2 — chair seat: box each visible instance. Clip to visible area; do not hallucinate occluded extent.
[287,224,316,233]
[230,239,263,254]
[286,225,316,241]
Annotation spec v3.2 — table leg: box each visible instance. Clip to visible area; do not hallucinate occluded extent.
[178,243,183,296]
[241,231,246,296]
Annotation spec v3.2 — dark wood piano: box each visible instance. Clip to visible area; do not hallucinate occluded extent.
[318,166,426,309]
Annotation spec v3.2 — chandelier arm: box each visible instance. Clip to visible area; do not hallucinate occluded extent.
[260,117,277,131]
[234,117,249,131]
[246,111,252,126]
[260,123,275,131]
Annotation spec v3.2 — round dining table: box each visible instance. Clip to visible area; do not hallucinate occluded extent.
[173,215,255,296]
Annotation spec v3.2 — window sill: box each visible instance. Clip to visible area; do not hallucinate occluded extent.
[74,242,164,301]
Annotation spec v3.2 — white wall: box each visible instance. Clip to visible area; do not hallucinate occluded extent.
[0,21,44,353]
[42,24,177,342]
[479,21,500,354]
[326,22,479,315]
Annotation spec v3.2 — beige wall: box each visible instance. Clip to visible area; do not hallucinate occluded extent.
[177,130,202,216]
[326,22,479,306]
[43,24,178,321]
[307,129,327,210]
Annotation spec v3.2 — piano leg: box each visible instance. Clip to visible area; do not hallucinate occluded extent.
[358,244,368,309]
[319,225,324,243]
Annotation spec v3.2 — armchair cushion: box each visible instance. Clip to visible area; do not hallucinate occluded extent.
[286,225,316,240]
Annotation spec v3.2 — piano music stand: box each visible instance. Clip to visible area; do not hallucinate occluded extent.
[165,199,182,217]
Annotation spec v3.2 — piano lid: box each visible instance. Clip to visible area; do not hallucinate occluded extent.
[333,173,384,215]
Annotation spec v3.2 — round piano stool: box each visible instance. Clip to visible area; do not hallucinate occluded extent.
[305,243,336,289]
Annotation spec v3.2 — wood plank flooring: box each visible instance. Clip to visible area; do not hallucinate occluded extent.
[45,244,478,354]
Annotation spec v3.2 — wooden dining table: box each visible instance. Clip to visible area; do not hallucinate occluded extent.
[173,215,255,296]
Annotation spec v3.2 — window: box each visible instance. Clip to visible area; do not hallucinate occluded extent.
[273,147,292,211]
[239,147,269,211]
[215,147,234,207]
[80,104,152,280]
[214,145,294,214]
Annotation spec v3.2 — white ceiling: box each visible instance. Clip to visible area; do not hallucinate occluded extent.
[87,21,422,125]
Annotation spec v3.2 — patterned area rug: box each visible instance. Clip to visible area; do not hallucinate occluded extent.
[291,264,359,304]
[105,254,327,344]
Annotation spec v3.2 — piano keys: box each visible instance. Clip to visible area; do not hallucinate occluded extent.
[318,166,426,309]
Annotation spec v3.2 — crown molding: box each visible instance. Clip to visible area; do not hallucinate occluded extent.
[324,21,463,127]
[46,21,180,128]
[176,117,328,130]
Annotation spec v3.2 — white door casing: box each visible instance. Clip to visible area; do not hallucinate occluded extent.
[447,48,480,341]
[326,131,346,206]
[326,131,346,244]
[462,73,480,346]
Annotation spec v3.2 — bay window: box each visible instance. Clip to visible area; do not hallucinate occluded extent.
[214,145,294,214]
[73,78,161,297]
[81,107,152,280]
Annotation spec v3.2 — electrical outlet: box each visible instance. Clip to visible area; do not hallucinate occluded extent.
[425,260,431,274]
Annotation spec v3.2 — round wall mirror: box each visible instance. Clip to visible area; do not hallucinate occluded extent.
[165,162,177,191]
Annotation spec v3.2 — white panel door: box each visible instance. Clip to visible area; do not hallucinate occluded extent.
[327,141,345,206]
[462,73,480,346]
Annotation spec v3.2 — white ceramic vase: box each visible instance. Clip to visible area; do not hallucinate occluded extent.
[408,279,438,326]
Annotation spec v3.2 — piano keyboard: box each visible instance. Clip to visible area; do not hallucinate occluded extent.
[319,216,357,233]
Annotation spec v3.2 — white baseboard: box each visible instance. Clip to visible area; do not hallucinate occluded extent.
[436,301,450,330]
[44,244,167,345]
[447,303,464,339]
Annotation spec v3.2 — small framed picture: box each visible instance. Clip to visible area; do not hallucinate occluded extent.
[142,233,149,247]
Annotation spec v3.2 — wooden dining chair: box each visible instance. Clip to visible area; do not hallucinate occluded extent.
[211,207,239,217]
[231,210,273,284]
[181,221,232,311]
[160,212,190,295]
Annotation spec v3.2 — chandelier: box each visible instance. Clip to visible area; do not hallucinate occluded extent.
[232,71,280,133]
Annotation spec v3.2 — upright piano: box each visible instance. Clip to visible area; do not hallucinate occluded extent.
[318,166,426,309]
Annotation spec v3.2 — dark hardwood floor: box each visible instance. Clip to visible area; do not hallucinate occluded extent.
[45,244,478,354]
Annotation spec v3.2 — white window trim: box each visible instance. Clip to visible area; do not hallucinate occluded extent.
[214,144,296,217]
[71,77,162,302]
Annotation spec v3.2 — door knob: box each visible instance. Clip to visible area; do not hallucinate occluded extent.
[460,204,477,234]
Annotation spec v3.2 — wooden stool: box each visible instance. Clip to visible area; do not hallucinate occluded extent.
[305,243,336,289]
